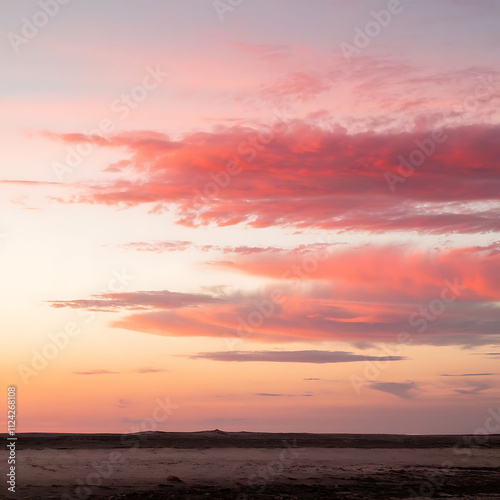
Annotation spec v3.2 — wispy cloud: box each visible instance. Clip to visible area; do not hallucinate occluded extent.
[74,370,119,376]
[186,350,407,364]
[117,240,284,255]
[470,352,500,359]
[453,381,493,395]
[256,392,313,397]
[135,367,168,374]
[74,368,166,375]
[368,381,418,399]
[50,290,225,312]
[440,373,495,377]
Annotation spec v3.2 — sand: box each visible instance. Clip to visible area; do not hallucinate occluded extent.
[2,431,499,499]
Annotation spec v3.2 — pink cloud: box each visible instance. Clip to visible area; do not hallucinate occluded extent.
[44,122,500,234]
[47,244,500,348]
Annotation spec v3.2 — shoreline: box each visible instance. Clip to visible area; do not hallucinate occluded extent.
[2,433,499,499]
[4,430,500,450]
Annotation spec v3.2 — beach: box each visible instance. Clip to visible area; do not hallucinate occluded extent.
[3,431,499,499]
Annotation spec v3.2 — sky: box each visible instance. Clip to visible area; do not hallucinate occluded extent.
[1,0,499,434]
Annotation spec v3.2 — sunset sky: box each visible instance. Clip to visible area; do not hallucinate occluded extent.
[1,0,499,434]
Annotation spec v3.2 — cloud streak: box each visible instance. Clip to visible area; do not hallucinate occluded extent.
[368,381,418,399]
[74,368,167,375]
[440,373,495,377]
[47,243,500,348]
[49,290,225,312]
[186,350,407,364]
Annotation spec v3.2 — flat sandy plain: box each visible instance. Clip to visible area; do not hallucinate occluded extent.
[2,431,500,499]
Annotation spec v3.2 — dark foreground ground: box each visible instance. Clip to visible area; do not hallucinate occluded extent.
[9,429,500,449]
[2,431,499,499]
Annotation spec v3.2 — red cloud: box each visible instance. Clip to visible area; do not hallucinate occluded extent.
[46,122,500,234]
[108,293,500,347]
[215,243,500,301]
[47,244,500,348]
